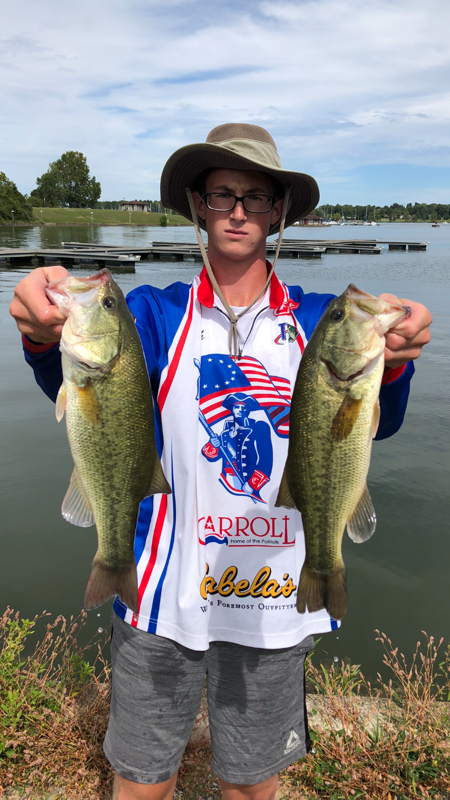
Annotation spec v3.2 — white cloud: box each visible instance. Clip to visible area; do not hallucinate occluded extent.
[1,0,449,202]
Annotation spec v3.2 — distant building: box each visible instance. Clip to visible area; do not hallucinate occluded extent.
[120,201,149,212]
[299,213,323,226]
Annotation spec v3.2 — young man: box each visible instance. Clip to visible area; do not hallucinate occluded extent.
[10,123,432,800]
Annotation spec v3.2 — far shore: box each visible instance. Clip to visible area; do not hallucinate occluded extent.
[0,219,443,228]
[0,221,192,228]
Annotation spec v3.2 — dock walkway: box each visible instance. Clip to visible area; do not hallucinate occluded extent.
[0,238,428,271]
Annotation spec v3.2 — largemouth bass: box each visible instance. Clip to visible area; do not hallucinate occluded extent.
[47,269,171,613]
[275,285,408,620]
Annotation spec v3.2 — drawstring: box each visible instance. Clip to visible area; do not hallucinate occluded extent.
[186,186,291,359]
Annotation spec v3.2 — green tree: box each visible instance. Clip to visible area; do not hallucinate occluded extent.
[342,204,355,219]
[30,151,101,208]
[0,172,33,223]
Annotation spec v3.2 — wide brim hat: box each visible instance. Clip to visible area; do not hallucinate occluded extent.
[160,123,320,235]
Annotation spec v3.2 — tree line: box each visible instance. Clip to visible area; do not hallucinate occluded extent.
[2,149,449,223]
[314,203,450,222]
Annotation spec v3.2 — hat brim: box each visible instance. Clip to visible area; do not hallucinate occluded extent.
[160,143,320,235]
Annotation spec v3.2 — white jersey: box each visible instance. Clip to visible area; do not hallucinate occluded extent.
[113,270,340,649]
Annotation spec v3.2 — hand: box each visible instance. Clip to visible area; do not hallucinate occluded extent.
[210,436,220,448]
[9,266,70,343]
[379,294,432,369]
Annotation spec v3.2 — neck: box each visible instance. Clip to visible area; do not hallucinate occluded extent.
[207,245,269,307]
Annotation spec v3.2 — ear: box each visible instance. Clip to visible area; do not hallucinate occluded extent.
[270,197,284,227]
[192,190,207,221]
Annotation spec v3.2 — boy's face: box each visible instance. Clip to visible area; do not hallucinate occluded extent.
[192,169,283,265]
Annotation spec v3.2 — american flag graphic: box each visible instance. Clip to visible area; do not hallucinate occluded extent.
[197,354,291,437]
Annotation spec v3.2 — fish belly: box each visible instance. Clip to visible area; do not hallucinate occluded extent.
[63,345,158,611]
[288,360,381,619]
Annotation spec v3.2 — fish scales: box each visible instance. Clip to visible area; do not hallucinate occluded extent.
[63,327,156,568]
[289,347,380,570]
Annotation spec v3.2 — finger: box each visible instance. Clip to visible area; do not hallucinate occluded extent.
[385,326,431,352]
[18,320,65,343]
[384,329,431,368]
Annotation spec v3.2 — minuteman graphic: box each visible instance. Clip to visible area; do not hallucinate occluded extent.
[201,393,273,503]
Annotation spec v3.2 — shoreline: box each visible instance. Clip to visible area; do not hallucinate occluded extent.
[0,221,193,228]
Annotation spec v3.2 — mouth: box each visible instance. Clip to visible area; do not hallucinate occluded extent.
[224,229,248,237]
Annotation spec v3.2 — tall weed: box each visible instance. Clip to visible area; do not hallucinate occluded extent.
[0,608,111,798]
[281,631,450,799]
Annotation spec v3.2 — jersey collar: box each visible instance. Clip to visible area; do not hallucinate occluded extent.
[197,262,286,312]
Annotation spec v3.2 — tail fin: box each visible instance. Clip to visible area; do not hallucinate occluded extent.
[296,563,347,621]
[84,556,138,614]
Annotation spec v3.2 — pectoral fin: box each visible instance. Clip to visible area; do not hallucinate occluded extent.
[274,466,297,510]
[331,393,362,442]
[145,460,172,497]
[55,384,66,422]
[346,484,376,543]
[372,399,380,438]
[62,467,95,527]
[76,380,102,425]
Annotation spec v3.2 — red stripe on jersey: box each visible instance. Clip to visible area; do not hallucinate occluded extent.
[158,288,194,412]
[132,494,168,628]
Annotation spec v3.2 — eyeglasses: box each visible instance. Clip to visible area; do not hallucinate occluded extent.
[201,192,278,214]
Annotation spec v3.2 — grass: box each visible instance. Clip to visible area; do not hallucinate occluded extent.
[0,610,448,799]
[31,207,192,226]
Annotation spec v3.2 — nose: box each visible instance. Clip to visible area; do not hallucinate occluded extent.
[230,200,247,221]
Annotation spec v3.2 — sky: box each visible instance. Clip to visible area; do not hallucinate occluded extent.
[1,0,449,206]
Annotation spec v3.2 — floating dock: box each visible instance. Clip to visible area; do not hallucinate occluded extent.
[0,238,428,270]
[0,247,139,271]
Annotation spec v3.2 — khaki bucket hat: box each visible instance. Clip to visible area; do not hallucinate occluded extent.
[160,122,320,235]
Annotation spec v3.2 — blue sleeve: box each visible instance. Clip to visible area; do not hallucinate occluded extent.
[24,341,63,403]
[375,361,414,440]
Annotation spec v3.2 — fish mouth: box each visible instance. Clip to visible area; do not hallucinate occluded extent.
[345,284,410,332]
[46,269,112,314]
[322,359,366,383]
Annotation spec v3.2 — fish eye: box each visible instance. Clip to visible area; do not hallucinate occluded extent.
[102,296,116,309]
[330,308,344,321]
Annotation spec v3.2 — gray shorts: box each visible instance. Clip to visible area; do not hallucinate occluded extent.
[103,611,314,786]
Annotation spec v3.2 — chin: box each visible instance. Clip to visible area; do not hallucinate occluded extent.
[220,244,253,261]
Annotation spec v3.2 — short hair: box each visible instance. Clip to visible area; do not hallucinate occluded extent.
[193,169,284,199]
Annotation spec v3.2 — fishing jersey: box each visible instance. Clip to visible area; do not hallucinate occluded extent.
[23,268,414,651]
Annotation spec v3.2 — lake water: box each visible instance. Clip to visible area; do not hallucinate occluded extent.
[1,223,448,679]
